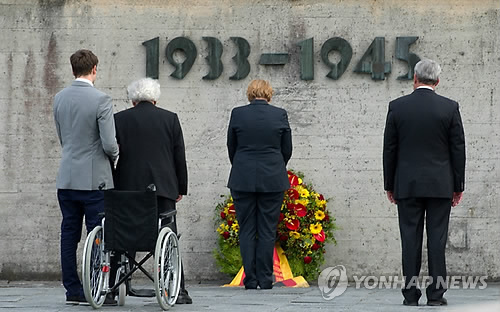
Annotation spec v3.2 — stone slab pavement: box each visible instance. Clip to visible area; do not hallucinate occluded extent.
[0,281,499,312]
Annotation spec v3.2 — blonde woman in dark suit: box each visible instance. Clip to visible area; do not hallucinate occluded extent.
[227,80,292,289]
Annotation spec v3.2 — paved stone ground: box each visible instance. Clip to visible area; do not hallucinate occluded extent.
[0,281,499,312]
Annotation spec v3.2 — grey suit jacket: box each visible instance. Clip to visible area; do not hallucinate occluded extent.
[54,80,119,190]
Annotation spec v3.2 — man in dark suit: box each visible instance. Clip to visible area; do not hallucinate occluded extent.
[383,59,466,306]
[53,49,119,305]
[227,79,292,289]
[113,77,191,304]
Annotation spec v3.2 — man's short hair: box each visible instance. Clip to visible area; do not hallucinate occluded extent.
[127,78,161,103]
[414,59,441,85]
[247,79,273,102]
[70,49,98,77]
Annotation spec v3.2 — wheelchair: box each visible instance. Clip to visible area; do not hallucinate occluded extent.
[81,186,182,310]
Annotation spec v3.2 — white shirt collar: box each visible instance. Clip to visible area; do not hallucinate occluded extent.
[75,78,94,86]
[416,86,434,91]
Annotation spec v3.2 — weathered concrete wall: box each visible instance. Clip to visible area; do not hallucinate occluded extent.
[0,0,498,281]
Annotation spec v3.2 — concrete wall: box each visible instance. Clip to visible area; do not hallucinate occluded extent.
[0,0,498,281]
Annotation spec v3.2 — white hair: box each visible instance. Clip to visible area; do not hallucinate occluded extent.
[127,78,161,103]
[414,59,441,84]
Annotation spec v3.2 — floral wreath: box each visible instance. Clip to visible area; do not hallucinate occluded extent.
[214,170,337,281]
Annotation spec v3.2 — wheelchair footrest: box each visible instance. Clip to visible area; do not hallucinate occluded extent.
[129,287,155,298]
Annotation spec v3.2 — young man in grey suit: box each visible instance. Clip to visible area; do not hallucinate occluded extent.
[53,49,119,305]
[383,59,466,307]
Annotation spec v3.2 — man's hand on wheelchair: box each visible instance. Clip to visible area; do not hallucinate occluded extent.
[176,194,183,202]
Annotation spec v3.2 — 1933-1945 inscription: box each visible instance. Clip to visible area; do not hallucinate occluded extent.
[142,36,420,81]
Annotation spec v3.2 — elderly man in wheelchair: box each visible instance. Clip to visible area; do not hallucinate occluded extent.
[82,185,182,310]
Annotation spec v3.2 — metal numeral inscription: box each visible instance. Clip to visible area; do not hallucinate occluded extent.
[321,37,353,80]
[143,36,420,81]
[166,37,197,79]
[354,37,391,80]
[297,38,314,80]
[202,37,223,80]
[229,37,251,80]
[396,36,420,80]
[142,37,159,79]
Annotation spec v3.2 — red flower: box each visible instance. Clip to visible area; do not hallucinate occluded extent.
[313,230,326,242]
[220,212,226,219]
[304,256,312,264]
[227,220,233,226]
[228,204,236,215]
[286,202,295,211]
[286,219,300,231]
[279,213,285,222]
[294,203,307,217]
[279,234,288,241]
[324,213,330,222]
[311,243,320,251]
[287,189,299,200]
[222,231,230,239]
[318,194,324,201]
[288,173,299,187]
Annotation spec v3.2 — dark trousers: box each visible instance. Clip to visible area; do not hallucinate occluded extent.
[110,196,186,291]
[230,190,284,288]
[397,197,451,302]
[57,189,104,297]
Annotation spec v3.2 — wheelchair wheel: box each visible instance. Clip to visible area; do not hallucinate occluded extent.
[154,227,182,310]
[117,282,126,306]
[116,266,126,306]
[82,225,109,309]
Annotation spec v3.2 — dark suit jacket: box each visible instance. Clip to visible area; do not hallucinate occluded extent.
[227,99,292,192]
[113,101,187,200]
[383,88,466,200]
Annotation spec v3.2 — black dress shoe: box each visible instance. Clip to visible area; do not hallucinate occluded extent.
[244,284,257,289]
[403,299,418,306]
[259,284,273,290]
[175,289,192,304]
[103,293,118,306]
[427,298,447,306]
[65,295,87,305]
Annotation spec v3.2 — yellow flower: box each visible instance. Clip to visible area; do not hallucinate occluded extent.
[289,231,300,239]
[297,185,310,198]
[297,199,309,207]
[315,199,327,208]
[315,210,325,221]
[298,177,303,185]
[310,223,323,234]
[217,223,228,234]
[231,223,239,232]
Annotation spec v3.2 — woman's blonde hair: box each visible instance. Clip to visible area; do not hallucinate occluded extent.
[246,79,273,102]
